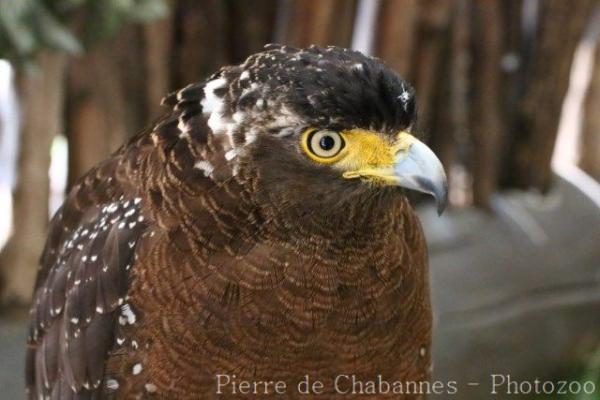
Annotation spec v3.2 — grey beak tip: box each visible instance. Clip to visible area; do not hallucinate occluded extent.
[413,176,448,216]
[436,198,447,216]
[435,184,449,216]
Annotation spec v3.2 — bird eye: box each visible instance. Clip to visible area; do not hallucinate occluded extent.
[304,129,345,161]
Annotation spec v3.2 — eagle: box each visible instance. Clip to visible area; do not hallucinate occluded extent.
[26,44,447,399]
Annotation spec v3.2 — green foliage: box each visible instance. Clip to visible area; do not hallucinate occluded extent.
[0,0,167,64]
[528,346,600,400]
[577,348,600,400]
[0,0,81,62]
[77,0,169,46]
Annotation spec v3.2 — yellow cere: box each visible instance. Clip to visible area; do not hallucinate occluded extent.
[301,128,417,184]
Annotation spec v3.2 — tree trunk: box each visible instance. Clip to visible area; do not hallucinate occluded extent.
[66,27,148,186]
[172,0,230,88]
[0,52,67,305]
[227,0,279,64]
[144,14,175,119]
[280,0,356,48]
[508,0,595,190]
[580,41,600,181]
[497,0,525,189]
[375,0,419,78]
[470,0,504,207]
[447,0,469,168]
[410,0,453,138]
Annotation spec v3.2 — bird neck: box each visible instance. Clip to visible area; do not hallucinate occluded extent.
[261,189,411,250]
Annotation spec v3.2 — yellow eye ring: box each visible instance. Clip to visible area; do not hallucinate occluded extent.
[301,129,346,163]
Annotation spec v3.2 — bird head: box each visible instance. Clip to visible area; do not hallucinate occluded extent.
[178,45,447,218]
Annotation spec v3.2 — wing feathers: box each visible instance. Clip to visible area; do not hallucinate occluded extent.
[27,153,149,398]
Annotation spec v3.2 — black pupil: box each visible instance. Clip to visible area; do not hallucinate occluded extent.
[319,135,336,151]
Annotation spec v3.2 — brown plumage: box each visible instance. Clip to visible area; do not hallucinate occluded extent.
[26,45,447,399]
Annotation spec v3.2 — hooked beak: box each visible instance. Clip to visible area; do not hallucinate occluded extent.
[393,135,448,215]
[342,131,448,214]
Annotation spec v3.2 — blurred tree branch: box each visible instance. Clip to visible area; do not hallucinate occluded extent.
[0,52,66,304]
[66,26,148,186]
[581,39,600,181]
[0,0,167,305]
[0,0,168,66]
[506,0,596,191]
[470,0,504,207]
[279,0,356,48]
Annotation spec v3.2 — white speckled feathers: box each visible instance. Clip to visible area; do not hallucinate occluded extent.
[26,154,150,399]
